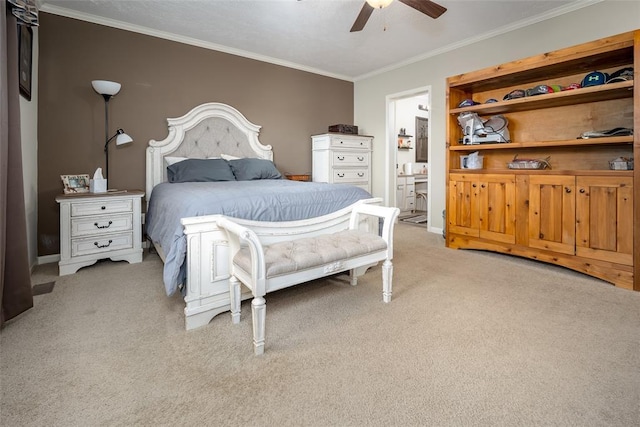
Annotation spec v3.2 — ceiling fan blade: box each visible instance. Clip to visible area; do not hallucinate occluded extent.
[399,0,447,19]
[350,2,374,32]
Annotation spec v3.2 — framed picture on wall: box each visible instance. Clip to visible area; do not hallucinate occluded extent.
[415,116,428,163]
[18,25,33,101]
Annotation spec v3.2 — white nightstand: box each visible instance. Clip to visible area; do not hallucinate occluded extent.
[56,190,144,276]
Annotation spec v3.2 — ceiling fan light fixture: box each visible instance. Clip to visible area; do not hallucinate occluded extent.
[366,0,393,9]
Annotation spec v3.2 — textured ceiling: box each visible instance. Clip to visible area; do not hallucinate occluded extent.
[40,0,591,80]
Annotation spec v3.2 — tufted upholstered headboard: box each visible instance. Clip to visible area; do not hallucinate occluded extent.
[145,102,273,200]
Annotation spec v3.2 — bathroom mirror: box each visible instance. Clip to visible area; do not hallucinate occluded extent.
[415,116,428,163]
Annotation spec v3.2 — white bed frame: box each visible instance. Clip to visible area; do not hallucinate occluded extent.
[146,103,380,330]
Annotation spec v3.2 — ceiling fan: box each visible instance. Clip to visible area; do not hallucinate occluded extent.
[350,0,447,32]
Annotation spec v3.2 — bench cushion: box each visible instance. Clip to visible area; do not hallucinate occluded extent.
[233,230,387,278]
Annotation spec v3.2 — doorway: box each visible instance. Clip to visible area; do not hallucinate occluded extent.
[385,86,431,229]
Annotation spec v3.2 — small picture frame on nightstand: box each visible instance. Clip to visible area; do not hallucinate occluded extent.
[61,174,90,194]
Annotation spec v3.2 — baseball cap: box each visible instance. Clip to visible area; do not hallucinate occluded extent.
[458,99,480,108]
[606,67,634,84]
[526,85,554,96]
[485,98,498,103]
[581,71,609,87]
[503,89,526,100]
[562,83,581,91]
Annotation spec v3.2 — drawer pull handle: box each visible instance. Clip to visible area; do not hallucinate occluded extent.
[94,221,113,229]
[337,156,345,161]
[357,173,364,177]
[94,240,113,249]
[101,206,106,210]
[337,173,345,178]
[357,156,364,161]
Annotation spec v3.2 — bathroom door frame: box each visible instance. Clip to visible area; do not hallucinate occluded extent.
[385,85,431,227]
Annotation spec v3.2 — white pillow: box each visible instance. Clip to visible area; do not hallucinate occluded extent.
[221,153,241,161]
[165,156,188,166]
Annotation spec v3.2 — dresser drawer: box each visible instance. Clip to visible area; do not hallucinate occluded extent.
[71,199,133,217]
[332,151,369,167]
[71,232,134,257]
[333,168,369,183]
[71,213,133,238]
[329,136,371,150]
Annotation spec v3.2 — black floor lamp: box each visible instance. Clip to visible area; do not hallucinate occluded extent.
[91,80,133,183]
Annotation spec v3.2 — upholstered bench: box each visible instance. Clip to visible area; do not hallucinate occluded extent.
[216,203,400,355]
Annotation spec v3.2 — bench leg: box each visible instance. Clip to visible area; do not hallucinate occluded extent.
[382,259,393,303]
[230,276,241,324]
[350,269,358,286]
[252,296,266,356]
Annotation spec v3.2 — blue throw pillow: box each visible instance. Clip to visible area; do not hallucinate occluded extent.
[167,158,236,183]
[228,158,283,180]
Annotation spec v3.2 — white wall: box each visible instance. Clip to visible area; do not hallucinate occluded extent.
[354,0,640,231]
[21,26,38,268]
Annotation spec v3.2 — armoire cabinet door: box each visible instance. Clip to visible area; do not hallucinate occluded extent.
[448,173,479,237]
[528,175,576,255]
[448,173,516,243]
[576,176,633,266]
[478,174,516,244]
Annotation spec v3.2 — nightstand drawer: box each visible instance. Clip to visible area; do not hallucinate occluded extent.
[332,151,369,167]
[71,213,133,237]
[71,199,133,217]
[71,232,134,257]
[333,168,369,183]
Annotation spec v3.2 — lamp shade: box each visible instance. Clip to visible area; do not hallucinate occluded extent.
[115,132,133,146]
[92,80,121,96]
[366,0,393,8]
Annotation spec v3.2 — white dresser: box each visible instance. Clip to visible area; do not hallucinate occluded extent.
[56,190,144,275]
[311,133,373,193]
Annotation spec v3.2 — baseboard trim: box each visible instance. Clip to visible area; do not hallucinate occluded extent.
[38,254,59,265]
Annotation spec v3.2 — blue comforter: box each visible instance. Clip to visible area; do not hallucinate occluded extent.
[146,180,372,296]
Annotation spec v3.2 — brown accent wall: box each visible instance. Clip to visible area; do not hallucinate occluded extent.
[38,13,354,256]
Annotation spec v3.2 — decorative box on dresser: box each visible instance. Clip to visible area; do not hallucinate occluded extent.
[56,190,144,275]
[312,133,373,193]
[445,30,639,291]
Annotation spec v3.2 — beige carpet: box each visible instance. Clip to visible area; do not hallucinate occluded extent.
[2,223,639,426]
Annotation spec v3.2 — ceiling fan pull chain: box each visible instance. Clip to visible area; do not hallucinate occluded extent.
[383,7,388,31]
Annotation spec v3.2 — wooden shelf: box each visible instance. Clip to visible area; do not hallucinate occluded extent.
[449,136,634,151]
[447,33,634,90]
[449,168,634,176]
[449,81,633,116]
